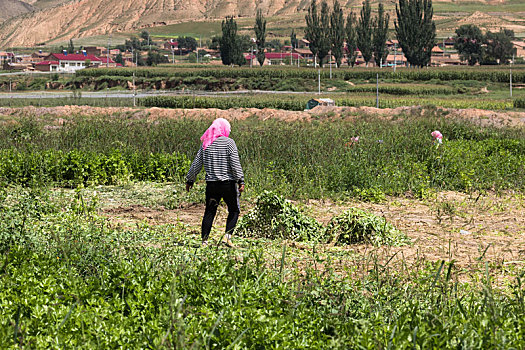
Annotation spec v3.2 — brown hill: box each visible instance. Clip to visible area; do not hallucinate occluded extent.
[0,0,33,22]
[0,0,521,48]
[0,0,314,48]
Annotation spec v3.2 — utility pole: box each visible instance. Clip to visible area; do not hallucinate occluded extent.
[107,35,111,68]
[133,72,136,107]
[376,73,379,108]
[394,43,397,73]
[318,69,321,95]
[510,54,514,98]
[329,50,332,79]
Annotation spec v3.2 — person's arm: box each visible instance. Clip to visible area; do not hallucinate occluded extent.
[228,140,244,191]
[185,147,203,191]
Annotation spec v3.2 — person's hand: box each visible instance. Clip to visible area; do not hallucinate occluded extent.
[238,183,245,193]
[186,183,193,192]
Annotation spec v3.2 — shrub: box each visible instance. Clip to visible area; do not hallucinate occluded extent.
[324,208,410,246]
[235,191,324,241]
[514,98,525,109]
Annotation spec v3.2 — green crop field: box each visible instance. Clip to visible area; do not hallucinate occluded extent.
[0,110,524,348]
[3,66,525,111]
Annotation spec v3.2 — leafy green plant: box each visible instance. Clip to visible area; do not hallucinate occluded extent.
[236,191,324,241]
[324,208,410,246]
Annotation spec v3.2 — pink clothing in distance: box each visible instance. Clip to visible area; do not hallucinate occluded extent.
[431,130,443,140]
[201,118,231,150]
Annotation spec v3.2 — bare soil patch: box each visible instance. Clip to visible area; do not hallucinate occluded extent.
[1,105,525,128]
[100,191,525,283]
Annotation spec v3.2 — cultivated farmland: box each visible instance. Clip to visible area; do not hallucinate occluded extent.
[0,102,523,348]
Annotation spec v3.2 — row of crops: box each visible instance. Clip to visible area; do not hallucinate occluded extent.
[2,115,524,195]
[0,149,189,187]
[140,95,515,110]
[76,65,525,83]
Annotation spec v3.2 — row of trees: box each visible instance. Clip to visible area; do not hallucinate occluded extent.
[219,10,271,66]
[216,0,516,68]
[305,0,435,68]
[454,25,516,65]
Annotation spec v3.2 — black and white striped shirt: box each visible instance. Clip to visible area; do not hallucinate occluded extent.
[186,136,244,184]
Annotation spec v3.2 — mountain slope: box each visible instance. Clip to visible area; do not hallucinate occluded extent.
[0,0,34,22]
[0,0,522,48]
[0,0,313,47]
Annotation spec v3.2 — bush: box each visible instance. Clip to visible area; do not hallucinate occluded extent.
[514,98,525,109]
[324,208,410,246]
[236,191,324,241]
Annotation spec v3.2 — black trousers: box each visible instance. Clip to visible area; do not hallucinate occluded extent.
[201,181,240,241]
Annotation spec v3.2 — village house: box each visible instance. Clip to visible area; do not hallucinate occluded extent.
[297,39,310,49]
[245,52,303,66]
[43,52,103,71]
[31,51,50,62]
[34,60,59,72]
[385,54,408,67]
[437,37,456,50]
[0,52,15,62]
[386,39,400,51]
[512,41,525,58]
[431,55,464,66]
[84,46,105,56]
[163,40,179,51]
[293,48,314,61]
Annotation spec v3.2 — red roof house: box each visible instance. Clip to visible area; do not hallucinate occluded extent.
[44,53,102,71]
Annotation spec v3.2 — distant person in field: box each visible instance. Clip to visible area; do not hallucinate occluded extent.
[185,118,245,247]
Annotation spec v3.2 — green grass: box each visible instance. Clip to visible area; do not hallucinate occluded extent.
[0,186,523,348]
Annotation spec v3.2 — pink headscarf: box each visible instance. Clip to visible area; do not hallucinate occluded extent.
[431,130,443,140]
[201,118,231,150]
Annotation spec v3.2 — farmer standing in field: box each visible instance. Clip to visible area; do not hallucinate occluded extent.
[185,118,245,247]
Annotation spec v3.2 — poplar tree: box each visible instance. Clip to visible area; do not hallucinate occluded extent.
[290,30,298,51]
[305,0,330,66]
[345,11,358,67]
[220,16,244,66]
[254,9,267,66]
[330,0,345,67]
[357,0,373,66]
[317,1,331,66]
[372,3,389,67]
[305,0,320,65]
[68,39,75,54]
[395,0,436,67]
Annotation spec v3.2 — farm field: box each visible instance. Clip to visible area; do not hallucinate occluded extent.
[0,105,524,348]
[3,66,525,111]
